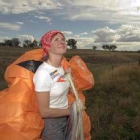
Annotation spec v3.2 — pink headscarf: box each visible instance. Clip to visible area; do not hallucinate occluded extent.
[41,30,64,57]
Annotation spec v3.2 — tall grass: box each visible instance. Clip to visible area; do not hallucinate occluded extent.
[85,65,140,139]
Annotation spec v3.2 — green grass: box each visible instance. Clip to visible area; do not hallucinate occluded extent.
[1,47,140,139]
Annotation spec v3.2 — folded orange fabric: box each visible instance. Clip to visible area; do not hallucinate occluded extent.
[0,49,94,140]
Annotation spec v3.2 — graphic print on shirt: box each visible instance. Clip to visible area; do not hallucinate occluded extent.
[57,74,67,82]
[50,70,60,79]
[49,69,67,82]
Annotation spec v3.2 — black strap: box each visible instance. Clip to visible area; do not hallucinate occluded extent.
[17,60,43,73]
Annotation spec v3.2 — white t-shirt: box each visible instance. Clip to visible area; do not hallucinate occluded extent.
[33,62,70,109]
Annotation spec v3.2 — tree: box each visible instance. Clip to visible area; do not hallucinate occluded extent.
[110,45,117,51]
[11,38,20,47]
[108,45,112,51]
[67,39,77,49]
[92,46,97,50]
[0,42,5,47]
[102,44,117,51]
[38,41,42,47]
[28,40,38,47]
[32,39,38,47]
[23,40,32,47]
[4,39,12,47]
[102,45,109,51]
[4,38,20,47]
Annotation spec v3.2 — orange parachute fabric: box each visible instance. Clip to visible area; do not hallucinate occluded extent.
[0,49,94,140]
[62,56,94,140]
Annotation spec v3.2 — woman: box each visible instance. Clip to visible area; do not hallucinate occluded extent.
[33,30,71,140]
[0,30,93,140]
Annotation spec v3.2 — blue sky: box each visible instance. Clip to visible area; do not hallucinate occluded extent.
[0,0,140,50]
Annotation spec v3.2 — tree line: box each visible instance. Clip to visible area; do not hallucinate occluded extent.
[0,38,78,49]
[0,37,117,51]
[93,44,117,51]
[0,38,38,48]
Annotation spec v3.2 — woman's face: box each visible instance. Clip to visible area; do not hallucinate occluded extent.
[49,33,67,55]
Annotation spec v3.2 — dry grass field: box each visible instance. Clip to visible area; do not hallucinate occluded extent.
[1,47,140,139]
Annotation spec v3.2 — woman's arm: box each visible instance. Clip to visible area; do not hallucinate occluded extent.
[36,91,69,118]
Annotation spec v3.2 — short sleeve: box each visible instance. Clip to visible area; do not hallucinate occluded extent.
[33,69,52,92]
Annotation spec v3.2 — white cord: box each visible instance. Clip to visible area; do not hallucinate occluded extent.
[67,73,84,140]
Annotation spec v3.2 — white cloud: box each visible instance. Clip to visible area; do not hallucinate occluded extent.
[0,36,11,42]
[92,25,140,43]
[74,35,80,38]
[69,0,139,9]
[16,22,24,25]
[68,32,88,39]
[1,0,140,26]
[76,37,94,49]
[35,11,46,15]
[35,15,51,24]
[61,0,140,25]
[91,24,140,50]
[63,31,73,35]
[0,0,62,14]
[117,24,140,42]
[18,35,34,47]
[29,20,38,23]
[0,22,21,30]
[80,32,88,36]
[64,0,140,12]
[66,35,93,49]
[115,42,140,51]
[93,26,118,43]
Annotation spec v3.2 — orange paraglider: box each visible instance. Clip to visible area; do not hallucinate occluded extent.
[0,48,94,140]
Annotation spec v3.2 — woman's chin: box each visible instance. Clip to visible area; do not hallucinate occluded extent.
[59,48,67,55]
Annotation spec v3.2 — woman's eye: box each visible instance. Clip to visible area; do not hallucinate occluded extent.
[54,38,59,41]
[62,38,65,41]
[54,38,65,42]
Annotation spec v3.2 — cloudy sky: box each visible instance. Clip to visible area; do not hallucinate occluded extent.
[0,0,140,50]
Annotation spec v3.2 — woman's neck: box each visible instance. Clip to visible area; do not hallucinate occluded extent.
[46,54,63,68]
